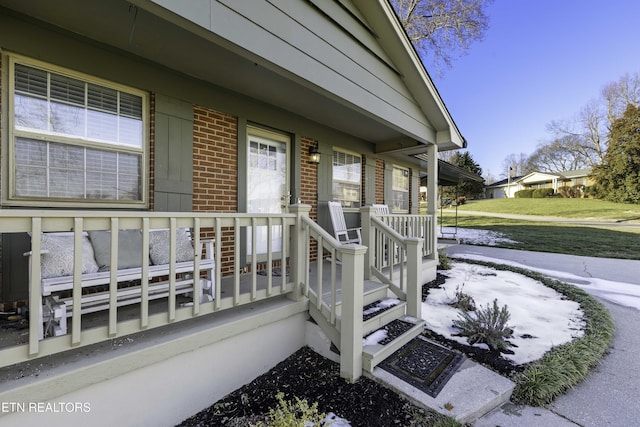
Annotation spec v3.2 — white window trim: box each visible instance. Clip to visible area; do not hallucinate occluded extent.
[392,164,410,213]
[3,53,149,208]
[332,147,362,209]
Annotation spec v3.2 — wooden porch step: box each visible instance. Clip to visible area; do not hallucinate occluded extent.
[362,316,425,373]
[362,299,406,336]
[317,281,389,320]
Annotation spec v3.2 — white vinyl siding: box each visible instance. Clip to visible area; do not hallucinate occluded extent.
[7,56,147,206]
[332,149,361,208]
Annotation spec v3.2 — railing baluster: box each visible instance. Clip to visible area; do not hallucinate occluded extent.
[251,217,257,300]
[234,217,241,305]
[141,217,150,326]
[214,217,222,310]
[316,236,323,310]
[29,217,42,355]
[266,217,273,296]
[168,218,177,322]
[109,218,119,336]
[281,217,288,292]
[192,217,201,316]
[72,218,83,345]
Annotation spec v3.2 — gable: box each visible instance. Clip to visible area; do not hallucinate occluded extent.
[147,0,463,150]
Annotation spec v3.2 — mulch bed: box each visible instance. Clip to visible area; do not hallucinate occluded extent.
[176,346,444,427]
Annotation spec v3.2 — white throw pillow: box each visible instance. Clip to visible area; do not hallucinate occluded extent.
[149,228,195,265]
[40,234,100,279]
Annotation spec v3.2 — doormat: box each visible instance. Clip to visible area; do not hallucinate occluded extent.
[379,336,465,398]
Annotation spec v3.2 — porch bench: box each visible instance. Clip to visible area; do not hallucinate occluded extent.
[28,229,215,339]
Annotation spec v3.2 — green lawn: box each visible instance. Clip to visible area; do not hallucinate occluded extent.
[439,198,640,259]
[455,198,640,221]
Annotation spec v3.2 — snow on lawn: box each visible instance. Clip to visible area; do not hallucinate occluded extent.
[422,262,585,365]
[439,227,519,246]
[451,253,640,312]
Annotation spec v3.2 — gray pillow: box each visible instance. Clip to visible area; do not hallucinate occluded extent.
[88,230,143,271]
[40,233,100,279]
[149,228,195,265]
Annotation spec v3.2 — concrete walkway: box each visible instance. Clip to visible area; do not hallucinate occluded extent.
[443,244,640,426]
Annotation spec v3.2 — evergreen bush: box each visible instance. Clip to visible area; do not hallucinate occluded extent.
[515,189,534,198]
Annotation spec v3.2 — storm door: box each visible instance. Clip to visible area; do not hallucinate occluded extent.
[246,127,290,260]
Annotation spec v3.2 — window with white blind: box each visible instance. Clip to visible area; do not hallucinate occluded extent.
[7,56,147,206]
[392,166,409,212]
[332,149,361,208]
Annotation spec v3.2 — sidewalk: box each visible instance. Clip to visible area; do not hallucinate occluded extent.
[443,244,640,426]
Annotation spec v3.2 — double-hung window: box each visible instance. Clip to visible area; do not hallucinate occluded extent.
[332,149,361,208]
[392,165,409,212]
[7,56,147,207]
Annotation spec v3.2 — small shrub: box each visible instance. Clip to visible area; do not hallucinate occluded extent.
[438,249,452,270]
[456,195,467,205]
[255,392,326,427]
[450,284,476,311]
[452,299,515,353]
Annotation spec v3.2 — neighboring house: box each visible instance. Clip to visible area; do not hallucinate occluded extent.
[485,176,524,199]
[0,1,464,424]
[485,169,592,198]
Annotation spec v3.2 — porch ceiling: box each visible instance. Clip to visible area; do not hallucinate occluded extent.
[1,0,417,147]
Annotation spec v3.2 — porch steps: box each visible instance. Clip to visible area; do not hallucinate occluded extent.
[362,299,407,336]
[362,316,425,373]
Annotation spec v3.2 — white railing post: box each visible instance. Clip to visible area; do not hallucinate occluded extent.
[359,206,374,280]
[405,237,423,319]
[288,204,311,301]
[338,243,367,382]
[426,143,438,262]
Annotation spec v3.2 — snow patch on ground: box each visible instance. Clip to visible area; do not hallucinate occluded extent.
[422,262,585,365]
[451,253,640,311]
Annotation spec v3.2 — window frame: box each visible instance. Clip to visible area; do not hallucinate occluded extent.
[332,148,362,209]
[3,54,149,208]
[392,165,410,213]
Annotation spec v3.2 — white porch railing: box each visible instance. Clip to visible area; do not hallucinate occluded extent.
[0,205,430,383]
[0,210,297,368]
[374,211,434,257]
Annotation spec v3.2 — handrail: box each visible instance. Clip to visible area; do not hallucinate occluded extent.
[0,210,298,367]
[300,215,342,326]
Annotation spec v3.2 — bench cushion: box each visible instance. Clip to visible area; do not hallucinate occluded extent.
[41,234,100,279]
[149,228,194,265]
[88,230,144,271]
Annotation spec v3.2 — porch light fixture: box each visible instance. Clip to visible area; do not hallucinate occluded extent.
[309,144,321,164]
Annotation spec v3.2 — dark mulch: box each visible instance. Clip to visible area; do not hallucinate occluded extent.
[177,346,446,427]
[178,272,528,426]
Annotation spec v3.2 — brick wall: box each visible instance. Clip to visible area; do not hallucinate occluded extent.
[300,137,318,221]
[193,106,239,274]
[375,159,385,204]
[300,137,319,261]
[193,106,238,213]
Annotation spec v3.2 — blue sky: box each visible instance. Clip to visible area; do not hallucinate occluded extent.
[430,0,640,181]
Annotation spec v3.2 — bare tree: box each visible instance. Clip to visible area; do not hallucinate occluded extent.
[391,0,493,74]
[500,152,530,178]
[546,72,640,167]
[602,72,640,123]
[526,136,591,173]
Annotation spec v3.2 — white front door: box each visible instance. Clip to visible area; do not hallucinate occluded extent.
[246,127,289,257]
